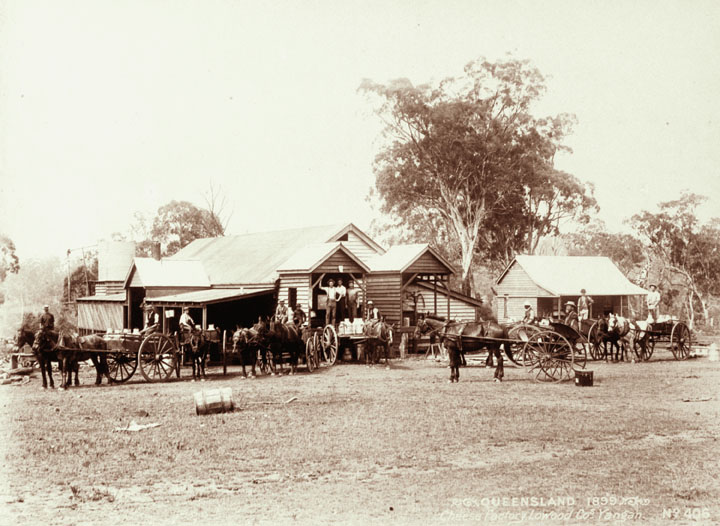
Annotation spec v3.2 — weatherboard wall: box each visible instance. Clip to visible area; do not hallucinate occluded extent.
[278,273,311,311]
[341,231,381,263]
[366,273,402,324]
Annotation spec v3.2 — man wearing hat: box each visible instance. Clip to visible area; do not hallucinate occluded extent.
[646,284,661,324]
[275,299,288,323]
[39,305,54,336]
[577,289,594,323]
[179,307,195,332]
[366,300,380,321]
[522,301,536,324]
[563,300,579,331]
[319,279,339,326]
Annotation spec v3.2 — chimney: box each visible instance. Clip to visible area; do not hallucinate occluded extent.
[151,242,162,261]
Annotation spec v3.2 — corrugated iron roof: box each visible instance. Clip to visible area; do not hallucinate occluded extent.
[366,244,454,273]
[502,256,648,296]
[276,242,371,273]
[76,292,126,302]
[125,258,210,288]
[170,223,357,285]
[145,288,273,305]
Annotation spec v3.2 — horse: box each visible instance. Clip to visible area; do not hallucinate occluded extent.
[188,330,212,380]
[55,333,109,388]
[598,314,632,362]
[30,329,60,389]
[415,315,510,383]
[265,317,303,376]
[363,320,393,368]
[232,326,269,378]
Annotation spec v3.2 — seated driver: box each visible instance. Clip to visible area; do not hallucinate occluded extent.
[179,307,196,341]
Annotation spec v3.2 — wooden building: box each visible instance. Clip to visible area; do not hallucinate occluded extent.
[77,223,484,333]
[493,255,649,323]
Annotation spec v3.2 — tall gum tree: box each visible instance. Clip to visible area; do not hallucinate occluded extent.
[361,58,594,294]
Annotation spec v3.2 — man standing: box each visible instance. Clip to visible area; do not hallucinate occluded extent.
[346,281,360,322]
[319,279,338,326]
[646,284,661,323]
[577,289,594,323]
[336,278,347,321]
[39,305,54,336]
[366,300,380,321]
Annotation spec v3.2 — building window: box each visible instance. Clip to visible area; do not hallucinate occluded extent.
[288,287,297,308]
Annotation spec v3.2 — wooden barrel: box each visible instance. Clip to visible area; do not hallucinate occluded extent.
[194,387,234,415]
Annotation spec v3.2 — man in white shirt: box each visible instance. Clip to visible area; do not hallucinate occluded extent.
[319,279,339,326]
[336,278,347,321]
[646,284,661,323]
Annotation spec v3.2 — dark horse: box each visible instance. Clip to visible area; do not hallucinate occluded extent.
[415,315,511,383]
[183,329,212,380]
[29,329,61,389]
[233,325,270,378]
[55,333,109,388]
[263,317,302,376]
[363,320,394,368]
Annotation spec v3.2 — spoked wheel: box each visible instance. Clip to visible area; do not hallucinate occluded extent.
[670,322,691,360]
[633,332,655,361]
[587,322,604,361]
[106,351,137,383]
[256,349,273,375]
[522,330,575,382]
[138,333,177,382]
[573,337,588,369]
[305,337,318,372]
[321,325,338,365]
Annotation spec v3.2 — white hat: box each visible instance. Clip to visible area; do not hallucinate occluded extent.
[524,301,531,307]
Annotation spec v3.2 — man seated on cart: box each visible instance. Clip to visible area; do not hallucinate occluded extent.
[522,301,536,324]
[179,307,197,344]
[563,301,579,331]
[293,304,307,327]
[141,304,160,335]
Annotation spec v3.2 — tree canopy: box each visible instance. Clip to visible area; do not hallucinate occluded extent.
[361,57,595,293]
[629,193,720,326]
[134,200,226,257]
[0,235,20,282]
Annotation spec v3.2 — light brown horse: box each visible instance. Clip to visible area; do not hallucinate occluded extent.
[415,315,511,382]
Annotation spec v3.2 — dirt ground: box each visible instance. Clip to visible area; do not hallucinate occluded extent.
[1,348,719,526]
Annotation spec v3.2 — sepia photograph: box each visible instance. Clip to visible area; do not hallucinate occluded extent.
[1,1,719,524]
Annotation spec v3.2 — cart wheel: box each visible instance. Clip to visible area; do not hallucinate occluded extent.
[138,334,177,382]
[305,337,317,372]
[523,330,575,382]
[670,322,691,360]
[573,337,588,369]
[633,331,654,361]
[587,322,604,360]
[322,325,338,365]
[106,351,138,383]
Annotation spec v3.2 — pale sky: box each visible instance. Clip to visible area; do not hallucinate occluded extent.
[1,0,719,261]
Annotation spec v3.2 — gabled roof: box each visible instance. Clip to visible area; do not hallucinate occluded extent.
[276,243,371,273]
[496,255,648,296]
[366,244,455,273]
[123,258,210,288]
[170,223,377,285]
[327,223,386,255]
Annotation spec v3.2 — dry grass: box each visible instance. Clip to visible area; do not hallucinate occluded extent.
[1,349,719,525]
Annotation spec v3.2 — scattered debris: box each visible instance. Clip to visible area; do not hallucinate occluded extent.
[682,397,712,403]
[115,420,161,432]
[285,396,298,404]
